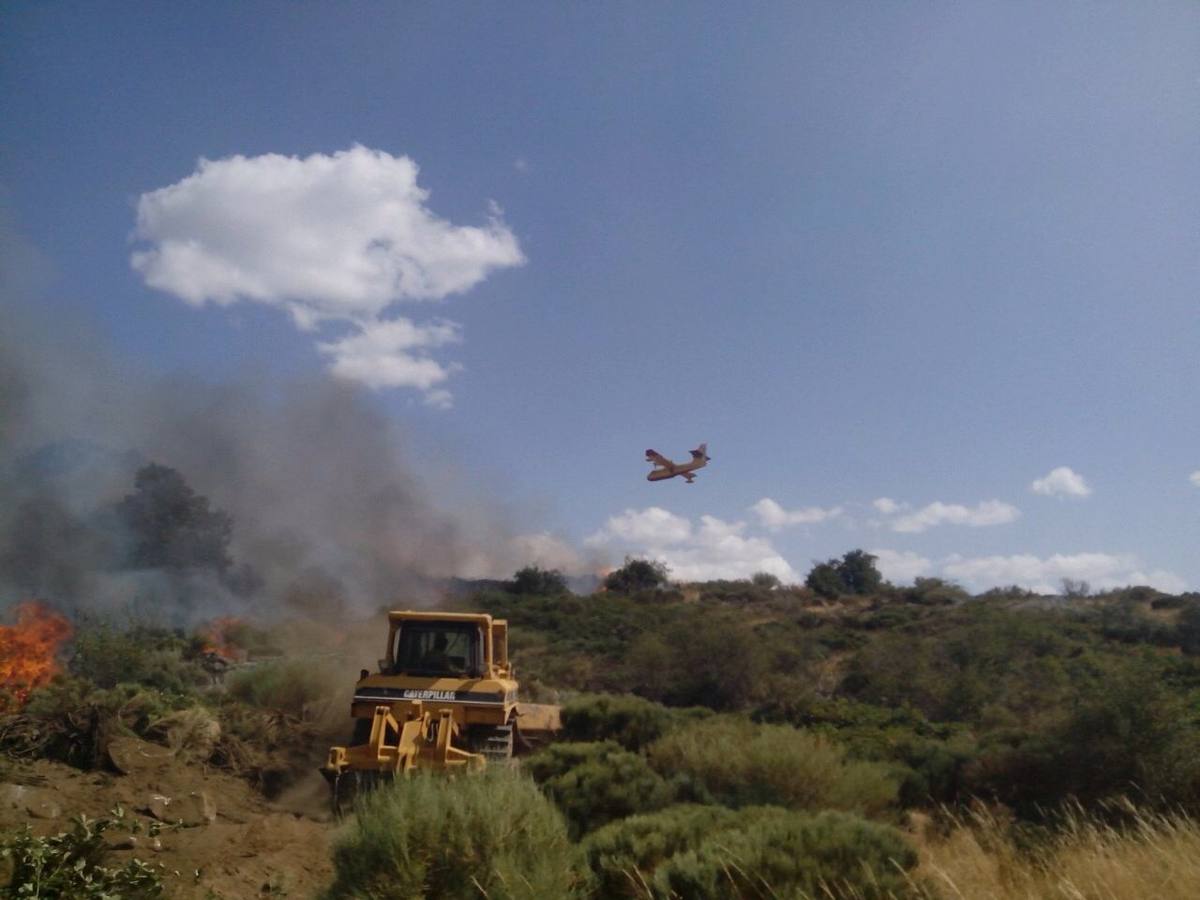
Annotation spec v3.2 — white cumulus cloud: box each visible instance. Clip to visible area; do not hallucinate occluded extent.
[317,318,461,399]
[585,507,693,547]
[750,497,842,531]
[1189,470,1200,488]
[586,508,797,583]
[1031,466,1092,498]
[890,500,1020,534]
[941,552,1187,595]
[873,497,903,515]
[870,549,933,584]
[131,146,524,404]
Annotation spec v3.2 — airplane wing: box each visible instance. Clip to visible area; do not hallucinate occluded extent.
[645,449,674,469]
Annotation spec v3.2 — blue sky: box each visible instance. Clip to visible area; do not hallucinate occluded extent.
[3,2,1197,592]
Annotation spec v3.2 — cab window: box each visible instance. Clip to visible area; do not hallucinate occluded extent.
[393,623,480,676]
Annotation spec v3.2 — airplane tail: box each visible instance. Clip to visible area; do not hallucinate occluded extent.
[691,443,709,462]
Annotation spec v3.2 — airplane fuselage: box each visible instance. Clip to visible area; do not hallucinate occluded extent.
[645,444,709,483]
[647,463,703,482]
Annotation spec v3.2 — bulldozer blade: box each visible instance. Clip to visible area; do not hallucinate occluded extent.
[514,702,562,752]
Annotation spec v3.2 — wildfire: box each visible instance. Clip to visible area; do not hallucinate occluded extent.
[200,616,248,662]
[0,601,73,712]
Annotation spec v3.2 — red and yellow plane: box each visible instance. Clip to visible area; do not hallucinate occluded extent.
[645,444,710,484]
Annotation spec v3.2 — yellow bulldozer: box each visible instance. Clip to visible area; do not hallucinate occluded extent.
[321,610,560,812]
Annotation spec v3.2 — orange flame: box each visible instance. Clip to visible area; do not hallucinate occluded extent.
[200,616,248,662]
[0,601,73,711]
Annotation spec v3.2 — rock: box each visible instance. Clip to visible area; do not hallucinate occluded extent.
[108,737,175,775]
[144,794,175,821]
[2,784,60,819]
[0,784,28,809]
[144,708,221,764]
[107,835,138,851]
[143,790,216,826]
[178,791,217,825]
[25,798,61,819]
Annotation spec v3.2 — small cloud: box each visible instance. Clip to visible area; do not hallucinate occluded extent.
[941,552,1186,595]
[585,506,692,547]
[317,318,461,396]
[1189,470,1200,488]
[891,500,1019,534]
[872,497,903,515]
[750,497,842,531]
[1031,466,1092,498]
[870,549,932,584]
[514,157,530,173]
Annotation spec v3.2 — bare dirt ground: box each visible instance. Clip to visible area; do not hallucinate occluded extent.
[0,740,336,899]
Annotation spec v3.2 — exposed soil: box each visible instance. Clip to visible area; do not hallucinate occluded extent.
[0,741,336,899]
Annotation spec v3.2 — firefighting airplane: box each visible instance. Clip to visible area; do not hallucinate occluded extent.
[645,444,710,484]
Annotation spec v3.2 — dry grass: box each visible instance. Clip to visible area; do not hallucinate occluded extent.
[907,802,1200,900]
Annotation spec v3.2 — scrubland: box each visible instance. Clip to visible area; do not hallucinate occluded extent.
[3,557,1200,897]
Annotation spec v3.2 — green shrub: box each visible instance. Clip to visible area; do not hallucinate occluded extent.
[226,658,334,718]
[752,695,977,807]
[604,557,670,594]
[646,718,898,817]
[509,565,569,596]
[69,623,207,694]
[582,804,738,897]
[652,808,919,899]
[322,769,585,899]
[560,694,710,751]
[525,741,675,837]
[1,811,164,898]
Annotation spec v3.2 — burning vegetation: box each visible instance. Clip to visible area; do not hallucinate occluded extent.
[0,601,72,712]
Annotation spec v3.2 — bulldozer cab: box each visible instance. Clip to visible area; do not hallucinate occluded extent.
[390,620,481,677]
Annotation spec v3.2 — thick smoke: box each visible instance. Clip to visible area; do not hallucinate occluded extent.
[0,302,519,626]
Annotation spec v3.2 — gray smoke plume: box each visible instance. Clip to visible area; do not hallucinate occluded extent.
[0,235,523,625]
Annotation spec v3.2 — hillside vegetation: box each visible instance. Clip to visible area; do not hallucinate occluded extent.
[5,553,1200,897]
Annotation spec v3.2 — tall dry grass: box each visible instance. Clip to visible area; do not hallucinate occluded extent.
[909,802,1200,900]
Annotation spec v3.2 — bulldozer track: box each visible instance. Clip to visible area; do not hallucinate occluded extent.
[471,724,514,761]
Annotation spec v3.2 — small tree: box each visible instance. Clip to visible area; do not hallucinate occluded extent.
[806,561,844,599]
[1061,578,1091,599]
[114,464,233,573]
[509,565,569,596]
[837,550,882,595]
[805,550,883,599]
[604,557,669,594]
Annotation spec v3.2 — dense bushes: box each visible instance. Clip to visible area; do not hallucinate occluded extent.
[525,742,675,837]
[645,718,898,817]
[69,622,209,693]
[323,770,585,899]
[0,678,192,769]
[581,804,736,897]
[583,805,918,899]
[560,694,710,751]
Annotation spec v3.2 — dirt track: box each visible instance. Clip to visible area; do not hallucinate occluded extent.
[0,742,335,898]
